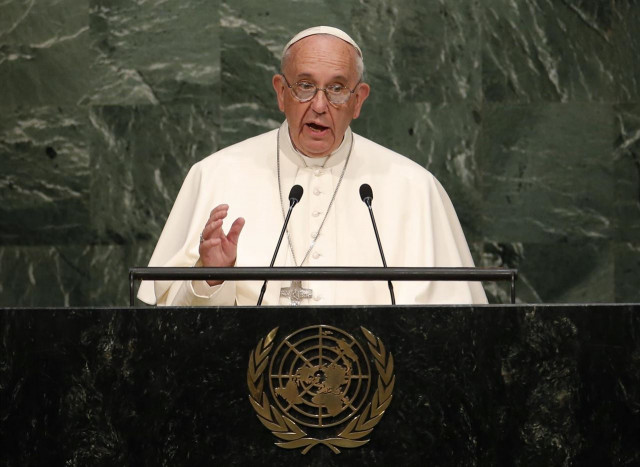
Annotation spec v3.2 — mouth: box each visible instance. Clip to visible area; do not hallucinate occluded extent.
[305,122,330,134]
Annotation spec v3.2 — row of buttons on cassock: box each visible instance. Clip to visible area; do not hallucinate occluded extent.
[311,168,328,301]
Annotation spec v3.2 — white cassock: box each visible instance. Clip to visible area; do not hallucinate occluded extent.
[137,121,488,306]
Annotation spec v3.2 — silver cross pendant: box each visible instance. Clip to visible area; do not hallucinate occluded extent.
[280,280,313,306]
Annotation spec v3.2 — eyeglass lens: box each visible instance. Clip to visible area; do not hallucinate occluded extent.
[292,83,350,105]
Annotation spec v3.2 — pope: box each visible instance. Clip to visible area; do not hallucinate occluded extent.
[138,26,488,306]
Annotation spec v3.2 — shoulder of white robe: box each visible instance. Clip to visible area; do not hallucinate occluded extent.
[137,128,280,304]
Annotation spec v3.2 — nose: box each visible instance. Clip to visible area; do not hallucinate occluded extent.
[310,88,329,113]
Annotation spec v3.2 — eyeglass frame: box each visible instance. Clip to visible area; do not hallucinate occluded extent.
[280,74,361,106]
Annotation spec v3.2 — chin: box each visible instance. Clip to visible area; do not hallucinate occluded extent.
[301,140,334,157]
[303,147,332,157]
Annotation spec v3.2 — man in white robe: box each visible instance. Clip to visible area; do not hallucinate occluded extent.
[137,26,488,306]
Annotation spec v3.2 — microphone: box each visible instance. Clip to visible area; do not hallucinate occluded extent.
[359,183,396,305]
[289,184,303,206]
[257,185,303,305]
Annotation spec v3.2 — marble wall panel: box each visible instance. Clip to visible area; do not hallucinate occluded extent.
[222,0,353,56]
[0,0,92,107]
[219,24,282,148]
[615,243,640,303]
[611,1,640,101]
[0,243,156,308]
[0,0,86,44]
[89,243,157,306]
[0,246,90,306]
[476,241,615,304]
[481,0,620,103]
[89,104,219,245]
[614,103,640,241]
[478,102,613,243]
[85,0,220,105]
[352,0,482,107]
[0,106,91,245]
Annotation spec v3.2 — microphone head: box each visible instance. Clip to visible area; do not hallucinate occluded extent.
[359,183,373,204]
[289,184,303,204]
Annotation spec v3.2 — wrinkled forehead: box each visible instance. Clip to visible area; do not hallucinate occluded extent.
[285,35,359,76]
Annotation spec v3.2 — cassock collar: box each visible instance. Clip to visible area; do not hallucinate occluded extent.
[278,120,353,170]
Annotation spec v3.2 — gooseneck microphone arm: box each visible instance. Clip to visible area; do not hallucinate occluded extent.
[359,183,396,305]
[257,185,303,306]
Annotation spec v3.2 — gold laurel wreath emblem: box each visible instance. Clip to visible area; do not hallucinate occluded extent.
[247,326,395,454]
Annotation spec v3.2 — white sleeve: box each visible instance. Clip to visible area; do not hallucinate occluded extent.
[160,279,237,306]
[156,256,239,306]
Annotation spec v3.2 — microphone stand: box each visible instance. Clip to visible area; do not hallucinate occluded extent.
[360,184,396,305]
[364,203,396,305]
[257,186,302,305]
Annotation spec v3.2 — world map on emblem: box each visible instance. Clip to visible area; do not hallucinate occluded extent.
[268,325,372,428]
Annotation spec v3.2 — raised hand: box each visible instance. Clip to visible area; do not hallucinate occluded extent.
[198,204,245,286]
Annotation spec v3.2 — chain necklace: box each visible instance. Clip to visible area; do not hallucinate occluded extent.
[277,128,354,267]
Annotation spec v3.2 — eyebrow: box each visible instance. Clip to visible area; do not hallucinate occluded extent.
[295,73,350,83]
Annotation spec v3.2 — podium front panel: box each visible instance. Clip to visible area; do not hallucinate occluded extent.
[2,304,639,466]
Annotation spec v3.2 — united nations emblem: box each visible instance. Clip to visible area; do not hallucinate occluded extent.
[247,325,395,454]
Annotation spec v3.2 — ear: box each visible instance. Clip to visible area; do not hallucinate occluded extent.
[272,74,286,112]
[351,82,370,120]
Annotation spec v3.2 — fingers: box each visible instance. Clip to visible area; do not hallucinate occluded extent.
[201,204,229,240]
[226,217,245,245]
[198,206,243,269]
[208,204,229,222]
[201,219,223,240]
[201,237,221,247]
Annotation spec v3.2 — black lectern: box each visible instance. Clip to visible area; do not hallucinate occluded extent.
[1,268,639,465]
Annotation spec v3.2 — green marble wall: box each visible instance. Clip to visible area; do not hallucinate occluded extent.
[1,0,638,306]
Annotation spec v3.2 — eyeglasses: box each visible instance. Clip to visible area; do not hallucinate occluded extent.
[281,74,360,106]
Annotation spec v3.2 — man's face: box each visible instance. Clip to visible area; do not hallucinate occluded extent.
[272,35,370,157]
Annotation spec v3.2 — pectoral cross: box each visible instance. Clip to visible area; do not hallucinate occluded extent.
[280,280,313,306]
